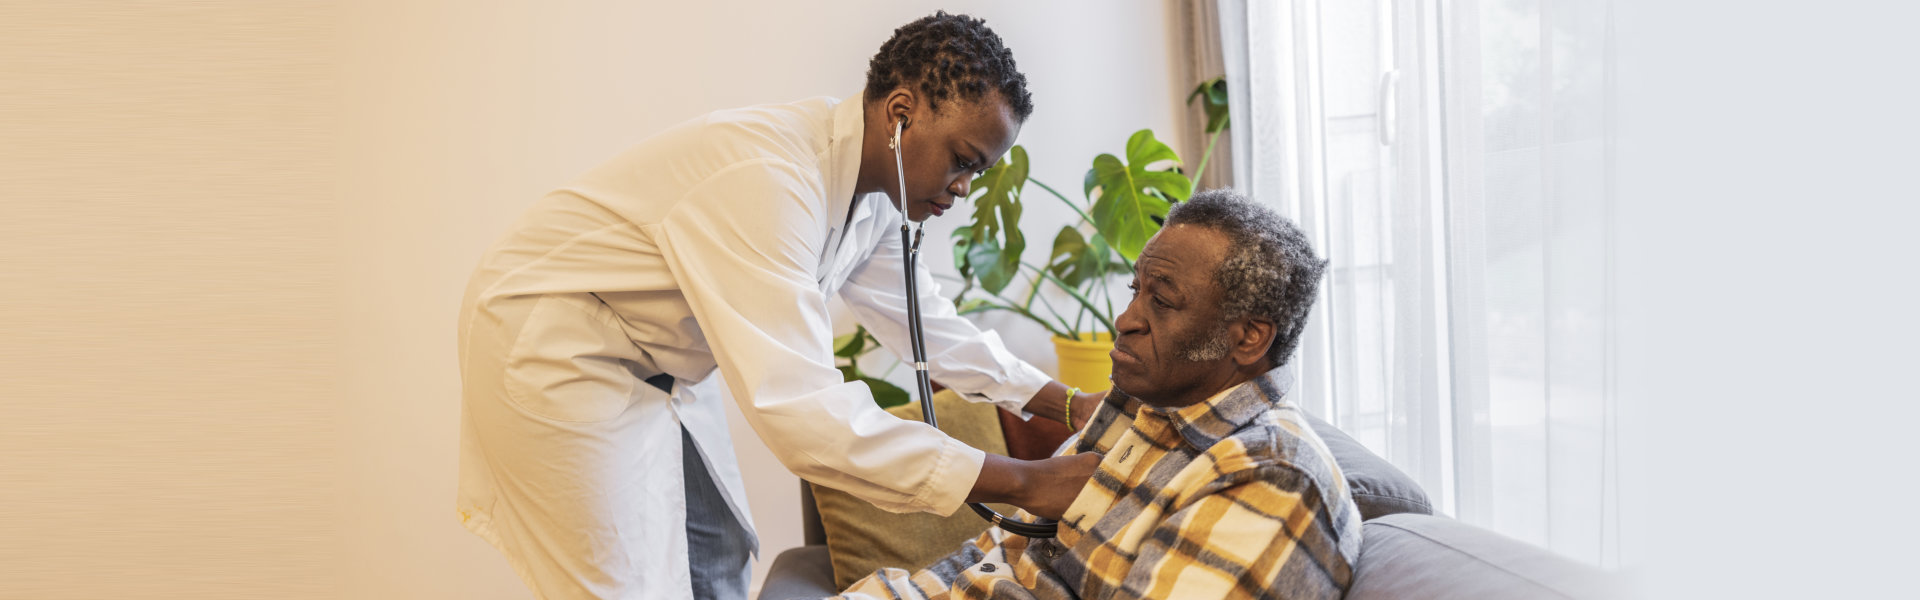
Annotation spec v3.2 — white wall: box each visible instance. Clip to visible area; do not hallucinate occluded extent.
[333,1,1189,597]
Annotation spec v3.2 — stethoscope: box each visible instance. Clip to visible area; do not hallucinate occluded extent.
[891,118,1060,539]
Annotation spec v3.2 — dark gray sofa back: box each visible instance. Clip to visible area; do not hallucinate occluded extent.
[1301,412,1433,520]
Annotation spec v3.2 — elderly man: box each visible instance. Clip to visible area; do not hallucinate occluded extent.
[833,189,1363,600]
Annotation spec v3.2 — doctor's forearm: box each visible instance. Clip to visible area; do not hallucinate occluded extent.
[966,452,1100,520]
[1022,381,1070,425]
[1023,382,1097,432]
[967,454,1027,506]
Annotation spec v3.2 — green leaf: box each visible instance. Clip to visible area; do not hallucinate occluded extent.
[1091,233,1114,274]
[1084,130,1186,260]
[836,365,859,383]
[966,238,1014,293]
[1124,128,1183,169]
[1187,76,1231,134]
[832,325,868,358]
[1047,226,1106,287]
[862,376,911,409]
[950,225,975,277]
[963,146,1029,295]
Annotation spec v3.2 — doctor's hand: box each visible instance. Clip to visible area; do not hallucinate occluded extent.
[968,452,1102,521]
[1070,389,1108,432]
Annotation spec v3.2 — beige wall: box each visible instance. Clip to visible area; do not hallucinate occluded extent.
[1,1,337,597]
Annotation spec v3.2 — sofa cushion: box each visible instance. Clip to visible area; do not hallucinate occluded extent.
[1349,514,1619,600]
[808,390,1012,590]
[1302,413,1433,520]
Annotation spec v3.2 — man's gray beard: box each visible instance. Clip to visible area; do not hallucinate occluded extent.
[1176,323,1234,362]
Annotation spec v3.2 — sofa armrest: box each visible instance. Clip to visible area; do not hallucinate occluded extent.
[801,482,823,546]
[1349,514,1620,600]
[757,545,837,600]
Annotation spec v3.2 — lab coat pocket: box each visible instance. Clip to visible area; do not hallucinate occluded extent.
[501,294,644,423]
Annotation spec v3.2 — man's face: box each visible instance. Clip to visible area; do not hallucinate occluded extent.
[1108,224,1241,408]
[889,95,1020,222]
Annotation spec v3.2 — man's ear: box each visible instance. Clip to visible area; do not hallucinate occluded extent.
[1232,318,1277,368]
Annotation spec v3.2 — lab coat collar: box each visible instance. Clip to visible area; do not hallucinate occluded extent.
[825,91,868,235]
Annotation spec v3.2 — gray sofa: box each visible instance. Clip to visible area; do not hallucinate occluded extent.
[759,414,1619,599]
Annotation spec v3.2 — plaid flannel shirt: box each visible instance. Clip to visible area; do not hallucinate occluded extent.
[834,367,1363,600]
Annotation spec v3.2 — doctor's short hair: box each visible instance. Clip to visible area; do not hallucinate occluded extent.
[1165,189,1328,369]
[866,11,1034,121]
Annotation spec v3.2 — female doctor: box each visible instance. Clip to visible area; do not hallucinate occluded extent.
[455,12,1102,599]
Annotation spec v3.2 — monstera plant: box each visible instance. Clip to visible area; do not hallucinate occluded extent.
[948,78,1230,390]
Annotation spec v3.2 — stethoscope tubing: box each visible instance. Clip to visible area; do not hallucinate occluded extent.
[892,120,1059,539]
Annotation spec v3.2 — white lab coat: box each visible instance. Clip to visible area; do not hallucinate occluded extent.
[455,93,1050,598]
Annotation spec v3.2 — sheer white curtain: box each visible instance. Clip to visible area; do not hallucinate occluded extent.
[1214,0,1620,566]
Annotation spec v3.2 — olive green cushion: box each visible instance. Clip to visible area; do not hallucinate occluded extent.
[808,390,1013,590]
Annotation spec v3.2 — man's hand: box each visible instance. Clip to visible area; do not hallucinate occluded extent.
[969,452,1102,521]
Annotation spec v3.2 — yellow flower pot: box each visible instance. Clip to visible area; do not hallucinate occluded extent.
[1051,332,1114,393]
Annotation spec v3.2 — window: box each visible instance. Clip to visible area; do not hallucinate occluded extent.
[1218,0,1618,566]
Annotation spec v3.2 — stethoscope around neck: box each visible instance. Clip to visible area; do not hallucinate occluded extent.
[890,119,1060,539]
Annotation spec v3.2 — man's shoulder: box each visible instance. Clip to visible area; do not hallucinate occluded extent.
[1211,405,1349,496]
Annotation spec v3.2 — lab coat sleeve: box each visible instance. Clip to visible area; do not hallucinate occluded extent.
[838,222,1052,418]
[654,160,984,516]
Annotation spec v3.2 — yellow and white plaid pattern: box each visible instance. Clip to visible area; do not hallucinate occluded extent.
[835,368,1363,600]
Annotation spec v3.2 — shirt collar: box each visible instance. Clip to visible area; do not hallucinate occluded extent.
[824,91,868,235]
[1142,367,1297,451]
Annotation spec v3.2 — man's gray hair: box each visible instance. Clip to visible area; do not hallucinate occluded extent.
[1164,188,1327,368]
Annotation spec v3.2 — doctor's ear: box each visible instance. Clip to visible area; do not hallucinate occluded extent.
[885,88,916,130]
